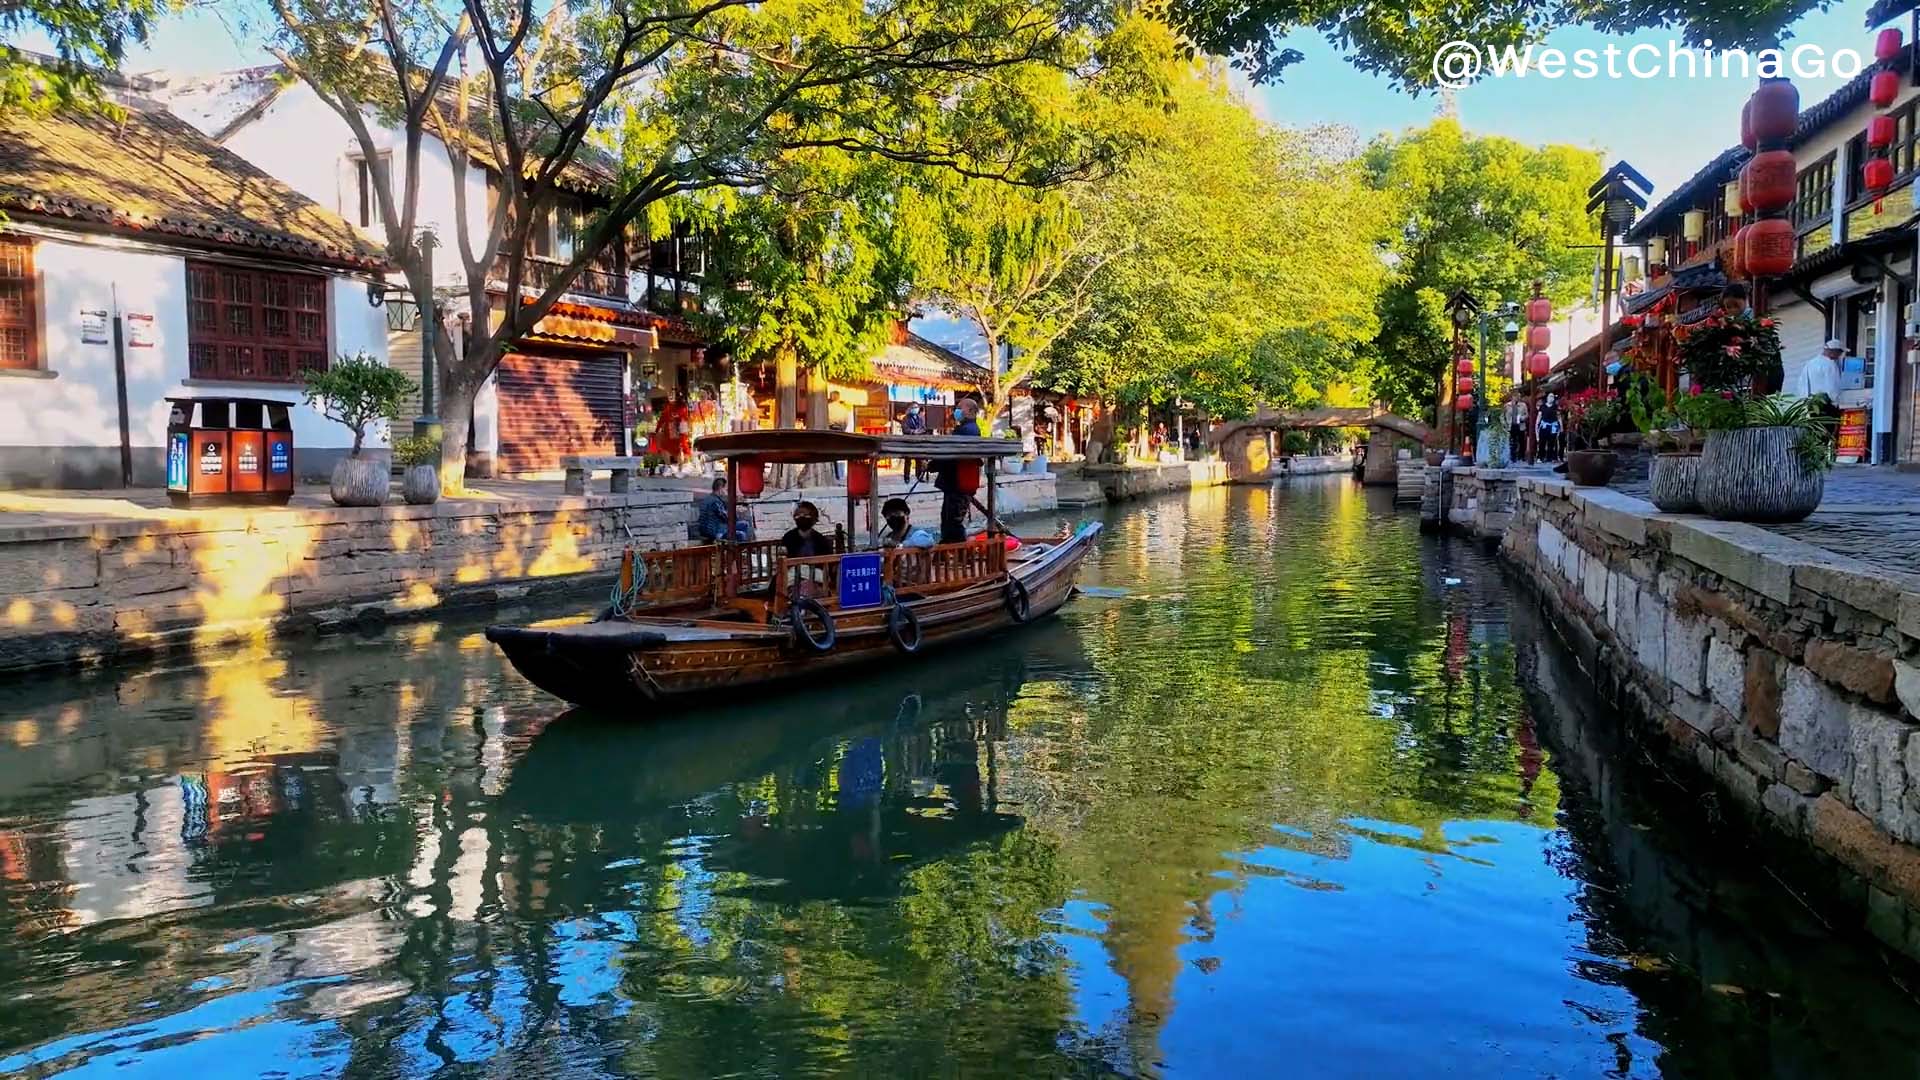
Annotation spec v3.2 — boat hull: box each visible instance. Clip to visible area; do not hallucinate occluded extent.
[488,523,1100,711]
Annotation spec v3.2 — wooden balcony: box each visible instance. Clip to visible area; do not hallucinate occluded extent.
[494,254,632,303]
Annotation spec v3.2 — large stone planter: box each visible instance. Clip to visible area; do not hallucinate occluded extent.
[1564,448,1617,487]
[1698,426,1825,523]
[402,464,441,505]
[330,455,389,507]
[1648,453,1702,513]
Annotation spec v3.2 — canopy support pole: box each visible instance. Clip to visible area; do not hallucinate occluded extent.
[726,458,740,594]
[986,456,999,536]
[866,467,880,548]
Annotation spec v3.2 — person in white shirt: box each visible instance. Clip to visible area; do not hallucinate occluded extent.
[1793,339,1844,403]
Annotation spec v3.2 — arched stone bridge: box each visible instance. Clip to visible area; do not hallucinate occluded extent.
[1210,408,1431,485]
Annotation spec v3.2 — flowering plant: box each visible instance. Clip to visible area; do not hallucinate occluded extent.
[1674,311,1783,392]
[1561,387,1623,450]
[1625,375,1744,449]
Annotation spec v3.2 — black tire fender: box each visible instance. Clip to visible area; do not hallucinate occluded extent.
[1004,577,1032,624]
[888,602,923,653]
[789,596,837,653]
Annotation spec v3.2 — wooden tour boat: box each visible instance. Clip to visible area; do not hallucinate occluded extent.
[486,429,1103,709]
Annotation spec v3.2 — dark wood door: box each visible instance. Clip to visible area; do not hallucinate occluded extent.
[496,351,624,474]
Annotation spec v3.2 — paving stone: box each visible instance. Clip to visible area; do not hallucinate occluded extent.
[1806,639,1898,704]
[1708,637,1744,716]
[1669,519,1796,604]
[1780,663,1853,781]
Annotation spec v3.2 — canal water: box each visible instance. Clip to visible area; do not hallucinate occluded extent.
[3,477,1919,1078]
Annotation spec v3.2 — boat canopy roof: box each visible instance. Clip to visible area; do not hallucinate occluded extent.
[695,430,1009,464]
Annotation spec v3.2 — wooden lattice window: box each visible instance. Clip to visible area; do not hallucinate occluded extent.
[0,237,38,371]
[187,261,328,382]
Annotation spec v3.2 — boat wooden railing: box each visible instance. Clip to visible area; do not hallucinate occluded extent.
[726,539,786,591]
[773,552,847,610]
[638,545,721,604]
[886,539,1006,593]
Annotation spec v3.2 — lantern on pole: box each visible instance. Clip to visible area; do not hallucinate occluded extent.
[1741,77,1798,321]
[1682,209,1706,243]
[1648,236,1667,269]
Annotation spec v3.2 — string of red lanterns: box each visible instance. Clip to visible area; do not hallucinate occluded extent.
[1864,27,1904,211]
[1732,78,1799,288]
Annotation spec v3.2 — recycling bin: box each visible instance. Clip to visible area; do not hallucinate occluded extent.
[166,396,295,507]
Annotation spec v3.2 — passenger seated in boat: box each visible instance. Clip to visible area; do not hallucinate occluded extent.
[878,497,935,549]
[782,501,833,558]
[697,478,751,542]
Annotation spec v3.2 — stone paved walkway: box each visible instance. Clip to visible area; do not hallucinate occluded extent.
[1612,463,1920,575]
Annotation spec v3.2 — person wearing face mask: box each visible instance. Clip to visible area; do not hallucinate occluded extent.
[878,497,934,549]
[782,501,834,558]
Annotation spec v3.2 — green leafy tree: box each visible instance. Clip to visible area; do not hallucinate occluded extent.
[1361,120,1597,420]
[2,0,158,114]
[253,0,1121,488]
[1038,65,1389,431]
[1161,0,1826,89]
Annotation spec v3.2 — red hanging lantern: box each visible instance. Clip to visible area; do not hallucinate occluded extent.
[1870,114,1898,149]
[1526,324,1551,350]
[1865,154,1896,196]
[954,459,982,494]
[1527,351,1552,378]
[1744,217,1796,276]
[1525,297,1552,324]
[1456,357,1475,376]
[1873,69,1901,108]
[1878,26,1905,61]
[1727,224,1750,280]
[1457,376,1476,395]
[1750,80,1800,140]
[1455,394,1475,412]
[736,457,766,498]
[847,459,873,499]
[1740,98,1757,151]
[1740,150,1797,212]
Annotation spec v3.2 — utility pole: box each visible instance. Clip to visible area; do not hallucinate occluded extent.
[1585,161,1653,389]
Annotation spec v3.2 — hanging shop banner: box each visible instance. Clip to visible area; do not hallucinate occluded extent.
[80,309,109,345]
[126,313,156,347]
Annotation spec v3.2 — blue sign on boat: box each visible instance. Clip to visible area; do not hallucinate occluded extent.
[838,552,883,609]
[166,432,189,491]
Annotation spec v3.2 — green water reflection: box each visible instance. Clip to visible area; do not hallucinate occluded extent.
[1,478,1916,1077]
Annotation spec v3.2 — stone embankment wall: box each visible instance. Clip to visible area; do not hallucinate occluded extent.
[1084,460,1231,501]
[1447,467,1522,539]
[0,474,1056,672]
[1504,476,1920,958]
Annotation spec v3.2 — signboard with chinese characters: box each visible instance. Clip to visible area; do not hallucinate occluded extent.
[80,309,108,345]
[126,313,155,347]
[837,552,883,609]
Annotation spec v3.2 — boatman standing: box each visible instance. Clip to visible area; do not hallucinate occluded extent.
[935,398,982,544]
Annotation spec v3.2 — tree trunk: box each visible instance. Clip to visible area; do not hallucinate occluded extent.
[438,375,477,493]
[775,340,799,429]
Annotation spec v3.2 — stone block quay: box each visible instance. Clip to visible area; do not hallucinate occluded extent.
[1500,474,1920,960]
[0,472,1056,673]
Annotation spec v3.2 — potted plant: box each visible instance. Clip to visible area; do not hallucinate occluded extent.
[301,352,416,507]
[392,434,442,505]
[1627,375,1702,512]
[1422,438,1446,467]
[1560,387,1623,486]
[1697,394,1833,522]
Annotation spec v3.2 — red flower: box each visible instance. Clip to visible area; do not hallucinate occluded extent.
[1689,384,1704,396]
[1724,345,1743,356]
[1760,318,1776,328]
[1720,390,1734,399]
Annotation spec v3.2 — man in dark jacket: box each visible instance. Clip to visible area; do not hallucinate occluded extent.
[934,398,983,543]
[696,478,750,541]
[899,402,928,479]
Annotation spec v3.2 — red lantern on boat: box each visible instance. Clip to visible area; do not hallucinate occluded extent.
[1744,217,1796,276]
[1873,69,1901,108]
[847,459,873,499]
[1457,376,1476,395]
[736,457,766,498]
[1726,223,1750,279]
[1455,394,1475,412]
[1528,351,1552,378]
[1740,99,1756,151]
[1526,297,1552,324]
[1865,155,1896,196]
[1740,150,1797,213]
[1455,357,1475,376]
[1750,79,1799,140]
[954,458,982,494]
[1527,324,1551,350]
[1878,26,1905,61]
[1869,113,1898,149]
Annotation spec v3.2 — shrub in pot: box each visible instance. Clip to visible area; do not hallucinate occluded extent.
[393,434,442,505]
[1625,374,1705,512]
[1560,387,1623,487]
[1697,395,1833,523]
[301,352,416,508]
